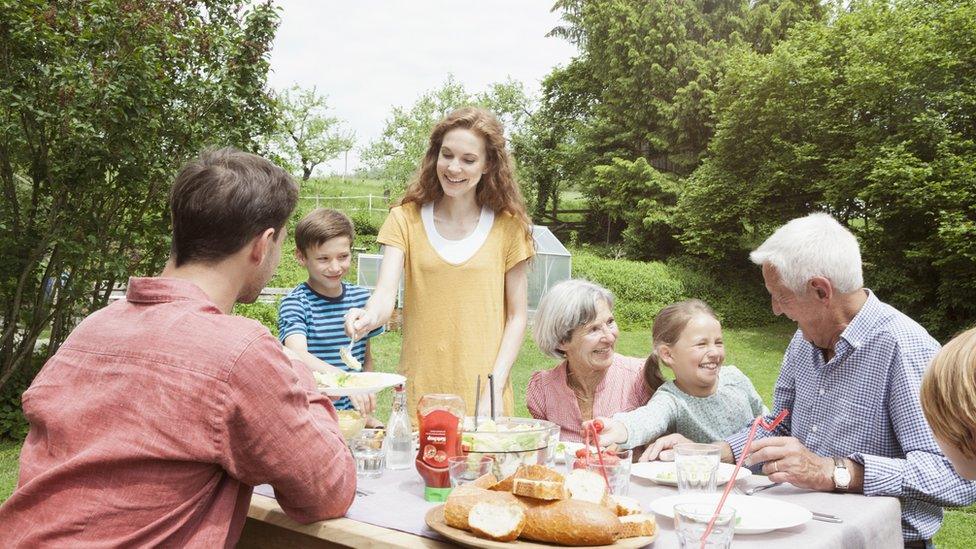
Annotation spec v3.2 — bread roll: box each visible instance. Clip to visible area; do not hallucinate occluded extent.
[444,485,523,530]
[518,498,621,546]
[618,513,657,538]
[468,501,526,542]
[512,478,568,501]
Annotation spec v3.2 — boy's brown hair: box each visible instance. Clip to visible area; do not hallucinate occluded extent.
[169,147,297,266]
[295,208,356,256]
[921,326,976,459]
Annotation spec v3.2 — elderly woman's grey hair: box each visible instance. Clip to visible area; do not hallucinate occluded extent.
[750,212,863,294]
[532,279,615,359]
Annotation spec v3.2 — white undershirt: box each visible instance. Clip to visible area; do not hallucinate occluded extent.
[421,202,494,264]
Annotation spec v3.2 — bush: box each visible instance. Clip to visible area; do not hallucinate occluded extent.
[351,210,379,236]
[0,352,45,441]
[233,302,280,336]
[569,246,772,330]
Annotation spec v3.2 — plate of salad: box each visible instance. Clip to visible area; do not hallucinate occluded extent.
[312,371,405,396]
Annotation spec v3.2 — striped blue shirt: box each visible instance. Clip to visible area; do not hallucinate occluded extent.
[278,282,384,410]
[725,290,976,541]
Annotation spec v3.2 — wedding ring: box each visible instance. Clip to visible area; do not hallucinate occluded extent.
[773,461,779,473]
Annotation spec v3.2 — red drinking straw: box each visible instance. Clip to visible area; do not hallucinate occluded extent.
[699,409,790,548]
[583,422,613,494]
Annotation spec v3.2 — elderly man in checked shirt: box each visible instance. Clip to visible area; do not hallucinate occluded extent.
[644,213,976,548]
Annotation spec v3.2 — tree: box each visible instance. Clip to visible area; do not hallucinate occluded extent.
[361,75,531,198]
[268,85,354,181]
[520,0,823,255]
[0,0,280,393]
[679,0,976,338]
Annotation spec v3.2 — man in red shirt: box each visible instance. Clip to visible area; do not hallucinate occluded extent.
[0,148,355,547]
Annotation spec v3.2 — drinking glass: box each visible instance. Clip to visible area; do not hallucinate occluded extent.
[351,428,386,479]
[674,443,721,494]
[674,502,736,548]
[582,448,632,496]
[448,455,495,487]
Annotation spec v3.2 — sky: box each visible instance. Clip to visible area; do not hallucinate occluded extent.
[266,1,579,175]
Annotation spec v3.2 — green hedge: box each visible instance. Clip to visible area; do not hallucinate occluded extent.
[570,246,772,330]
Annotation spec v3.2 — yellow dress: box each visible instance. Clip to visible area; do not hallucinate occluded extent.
[377,203,534,421]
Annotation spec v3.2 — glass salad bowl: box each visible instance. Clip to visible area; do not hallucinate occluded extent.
[460,417,561,479]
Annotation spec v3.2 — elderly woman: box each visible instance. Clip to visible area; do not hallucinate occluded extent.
[526,279,660,442]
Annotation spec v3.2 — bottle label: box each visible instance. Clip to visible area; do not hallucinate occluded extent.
[418,409,459,469]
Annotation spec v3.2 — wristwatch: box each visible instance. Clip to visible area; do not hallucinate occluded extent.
[832,457,851,491]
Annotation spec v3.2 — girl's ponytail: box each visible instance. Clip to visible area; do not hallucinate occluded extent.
[643,350,666,392]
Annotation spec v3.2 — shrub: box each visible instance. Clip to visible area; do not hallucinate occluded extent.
[0,352,45,441]
[569,246,772,330]
[233,302,280,337]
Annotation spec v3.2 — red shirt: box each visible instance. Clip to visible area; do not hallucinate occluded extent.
[525,353,652,442]
[0,277,355,548]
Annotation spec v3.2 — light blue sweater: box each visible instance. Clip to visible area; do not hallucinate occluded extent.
[614,366,767,449]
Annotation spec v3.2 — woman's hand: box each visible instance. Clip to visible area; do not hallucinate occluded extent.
[639,433,694,462]
[582,417,627,447]
[348,392,377,417]
[344,308,376,341]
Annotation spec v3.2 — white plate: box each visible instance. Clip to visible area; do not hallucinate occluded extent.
[631,461,752,486]
[650,493,812,534]
[553,441,585,464]
[317,372,406,396]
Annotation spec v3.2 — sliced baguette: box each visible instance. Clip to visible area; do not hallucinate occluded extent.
[617,513,657,538]
[512,478,568,501]
[565,469,609,505]
[612,495,643,516]
[444,485,523,530]
[518,498,621,546]
[467,501,526,542]
[491,464,565,492]
[470,472,498,489]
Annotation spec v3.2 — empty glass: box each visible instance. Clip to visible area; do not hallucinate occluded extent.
[448,455,495,487]
[674,502,736,548]
[350,428,385,479]
[675,443,721,494]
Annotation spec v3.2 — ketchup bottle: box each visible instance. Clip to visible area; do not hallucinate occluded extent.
[416,393,464,502]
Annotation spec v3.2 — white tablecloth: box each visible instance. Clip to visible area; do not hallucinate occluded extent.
[254,466,903,548]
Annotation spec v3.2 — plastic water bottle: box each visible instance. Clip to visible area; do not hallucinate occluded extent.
[384,384,414,470]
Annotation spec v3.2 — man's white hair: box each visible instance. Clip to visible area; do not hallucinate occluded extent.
[749,212,863,294]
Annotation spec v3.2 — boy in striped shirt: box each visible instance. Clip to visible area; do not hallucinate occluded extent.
[278,208,384,424]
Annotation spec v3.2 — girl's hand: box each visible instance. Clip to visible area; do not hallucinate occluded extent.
[344,308,376,341]
[639,433,693,462]
[582,417,627,446]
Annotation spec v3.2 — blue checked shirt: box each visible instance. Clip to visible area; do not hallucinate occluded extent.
[725,291,976,542]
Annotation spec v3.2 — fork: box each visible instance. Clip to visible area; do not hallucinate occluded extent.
[746,482,781,495]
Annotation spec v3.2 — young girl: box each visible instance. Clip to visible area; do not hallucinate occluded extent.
[593,299,766,459]
[345,107,535,420]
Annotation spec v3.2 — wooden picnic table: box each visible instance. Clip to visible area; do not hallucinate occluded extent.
[239,466,903,548]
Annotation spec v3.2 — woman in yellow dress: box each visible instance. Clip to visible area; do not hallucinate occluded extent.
[345,107,535,419]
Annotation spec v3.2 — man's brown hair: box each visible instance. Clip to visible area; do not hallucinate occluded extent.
[295,208,355,256]
[169,148,298,266]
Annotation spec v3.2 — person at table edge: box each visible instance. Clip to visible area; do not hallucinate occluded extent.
[0,148,356,547]
[643,213,976,547]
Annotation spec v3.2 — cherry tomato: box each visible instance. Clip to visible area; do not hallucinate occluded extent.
[575,447,589,458]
